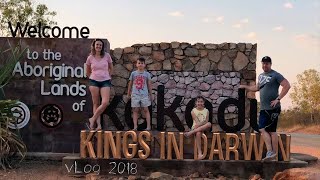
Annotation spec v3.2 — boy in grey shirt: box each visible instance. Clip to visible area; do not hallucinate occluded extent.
[127,57,152,130]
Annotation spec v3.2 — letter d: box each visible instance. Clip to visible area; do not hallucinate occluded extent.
[217,88,245,132]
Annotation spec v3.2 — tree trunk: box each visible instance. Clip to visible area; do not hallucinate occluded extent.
[310,112,314,124]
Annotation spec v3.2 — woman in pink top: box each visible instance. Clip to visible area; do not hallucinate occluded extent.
[86,39,113,130]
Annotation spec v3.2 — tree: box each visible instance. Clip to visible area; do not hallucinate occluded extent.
[0,0,57,37]
[290,69,320,124]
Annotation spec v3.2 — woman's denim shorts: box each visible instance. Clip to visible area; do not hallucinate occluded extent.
[89,79,112,88]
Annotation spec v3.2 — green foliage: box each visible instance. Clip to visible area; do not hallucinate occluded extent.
[0,0,57,36]
[0,40,27,88]
[290,69,320,123]
[0,42,27,169]
[278,108,320,129]
[0,100,27,170]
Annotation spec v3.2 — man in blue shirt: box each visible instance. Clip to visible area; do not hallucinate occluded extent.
[240,56,291,161]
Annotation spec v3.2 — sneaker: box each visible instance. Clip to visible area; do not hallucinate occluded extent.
[262,151,277,161]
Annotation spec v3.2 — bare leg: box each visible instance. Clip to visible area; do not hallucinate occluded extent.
[185,122,211,137]
[96,116,102,130]
[260,128,272,152]
[196,132,202,159]
[270,132,278,154]
[89,86,100,129]
[143,107,151,130]
[90,87,110,130]
[132,107,139,130]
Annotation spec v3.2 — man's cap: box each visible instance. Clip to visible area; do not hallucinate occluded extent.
[261,56,272,63]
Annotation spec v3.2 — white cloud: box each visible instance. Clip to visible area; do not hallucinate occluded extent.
[294,34,320,46]
[240,18,249,24]
[201,16,225,24]
[247,32,257,39]
[168,11,184,17]
[232,24,242,28]
[232,18,249,29]
[272,26,284,32]
[215,16,224,24]
[202,17,211,23]
[284,2,293,9]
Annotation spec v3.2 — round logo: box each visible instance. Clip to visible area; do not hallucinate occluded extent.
[39,104,63,128]
[8,101,31,129]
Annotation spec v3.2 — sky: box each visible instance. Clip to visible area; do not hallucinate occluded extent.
[37,0,320,109]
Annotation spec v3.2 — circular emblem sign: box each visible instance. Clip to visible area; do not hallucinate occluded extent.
[39,104,63,128]
[8,101,30,129]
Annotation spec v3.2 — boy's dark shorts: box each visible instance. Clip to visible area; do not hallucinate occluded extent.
[89,79,112,88]
[259,107,281,132]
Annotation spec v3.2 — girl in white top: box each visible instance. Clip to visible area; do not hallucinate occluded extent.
[184,96,212,159]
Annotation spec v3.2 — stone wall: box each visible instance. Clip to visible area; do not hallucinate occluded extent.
[107,42,257,132]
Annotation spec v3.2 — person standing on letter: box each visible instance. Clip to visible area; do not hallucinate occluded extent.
[240,56,290,161]
[127,57,152,131]
[86,39,113,130]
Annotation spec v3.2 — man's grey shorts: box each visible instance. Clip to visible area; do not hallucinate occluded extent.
[131,95,151,107]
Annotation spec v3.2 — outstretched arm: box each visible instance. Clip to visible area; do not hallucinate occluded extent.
[239,84,259,92]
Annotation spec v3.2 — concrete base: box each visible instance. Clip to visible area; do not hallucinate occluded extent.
[291,153,318,164]
[62,156,308,179]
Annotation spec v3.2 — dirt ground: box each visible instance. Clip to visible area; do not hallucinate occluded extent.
[284,124,320,158]
[280,124,320,135]
[0,160,80,180]
[291,145,320,159]
[275,125,320,179]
